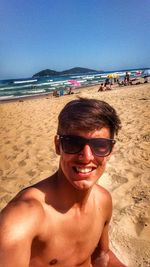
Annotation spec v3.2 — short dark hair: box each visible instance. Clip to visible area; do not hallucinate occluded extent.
[57,97,121,138]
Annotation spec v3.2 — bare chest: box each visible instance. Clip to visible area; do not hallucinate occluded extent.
[30,209,104,267]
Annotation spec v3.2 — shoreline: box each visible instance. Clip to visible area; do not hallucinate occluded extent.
[0,79,148,104]
[0,83,96,104]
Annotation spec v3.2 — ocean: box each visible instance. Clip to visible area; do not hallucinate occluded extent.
[0,69,144,101]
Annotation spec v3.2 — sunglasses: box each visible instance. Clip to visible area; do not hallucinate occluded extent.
[59,135,116,157]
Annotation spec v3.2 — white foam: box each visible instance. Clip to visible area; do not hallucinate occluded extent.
[0,84,37,90]
[0,95,15,100]
[13,79,37,84]
[28,89,46,94]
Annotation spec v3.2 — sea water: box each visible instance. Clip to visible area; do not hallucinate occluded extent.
[0,69,143,101]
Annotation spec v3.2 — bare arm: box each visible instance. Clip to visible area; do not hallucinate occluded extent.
[91,223,127,267]
[91,189,127,267]
[0,198,45,267]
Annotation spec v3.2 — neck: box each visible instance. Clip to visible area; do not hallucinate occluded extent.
[53,169,92,212]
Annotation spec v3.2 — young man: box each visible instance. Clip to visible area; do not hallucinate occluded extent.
[0,98,127,267]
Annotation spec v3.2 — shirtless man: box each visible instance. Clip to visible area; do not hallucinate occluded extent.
[0,98,127,267]
[124,72,130,85]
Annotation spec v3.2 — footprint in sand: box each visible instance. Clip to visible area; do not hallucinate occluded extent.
[5,140,11,144]
[109,174,128,191]
[135,214,149,236]
[25,140,32,145]
[26,170,37,177]
[18,160,27,167]
[12,145,19,151]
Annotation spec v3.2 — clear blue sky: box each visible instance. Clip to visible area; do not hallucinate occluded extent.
[1,0,150,79]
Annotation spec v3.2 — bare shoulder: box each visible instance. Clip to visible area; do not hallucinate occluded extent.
[0,187,46,243]
[94,183,112,202]
[94,184,112,221]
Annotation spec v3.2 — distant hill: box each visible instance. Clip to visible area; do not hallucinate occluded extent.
[60,67,100,75]
[33,67,102,77]
[33,69,59,77]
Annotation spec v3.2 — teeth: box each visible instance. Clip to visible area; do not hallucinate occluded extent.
[76,167,93,173]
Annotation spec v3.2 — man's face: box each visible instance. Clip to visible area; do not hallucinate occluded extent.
[55,127,113,191]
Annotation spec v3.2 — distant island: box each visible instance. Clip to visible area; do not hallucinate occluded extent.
[33,67,103,77]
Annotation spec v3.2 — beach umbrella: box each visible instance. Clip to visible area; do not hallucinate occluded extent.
[107,73,119,79]
[135,70,142,76]
[107,74,113,79]
[142,69,150,77]
[68,80,81,86]
[112,73,119,78]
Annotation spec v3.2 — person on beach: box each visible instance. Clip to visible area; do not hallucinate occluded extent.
[104,77,110,87]
[104,78,111,90]
[53,90,59,97]
[67,87,74,95]
[124,72,130,85]
[98,83,104,92]
[0,98,127,267]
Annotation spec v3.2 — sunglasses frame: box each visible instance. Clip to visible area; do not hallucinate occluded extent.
[58,135,116,157]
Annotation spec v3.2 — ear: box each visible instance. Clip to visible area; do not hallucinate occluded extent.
[54,135,61,155]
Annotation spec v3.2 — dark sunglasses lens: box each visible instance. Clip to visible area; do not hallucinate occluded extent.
[60,136,115,156]
[61,136,84,154]
[91,139,113,156]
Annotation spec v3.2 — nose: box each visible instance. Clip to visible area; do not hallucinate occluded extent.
[78,144,94,162]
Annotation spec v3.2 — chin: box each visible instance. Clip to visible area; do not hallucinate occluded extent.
[73,179,94,191]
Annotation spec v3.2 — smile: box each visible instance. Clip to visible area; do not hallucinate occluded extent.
[73,166,96,173]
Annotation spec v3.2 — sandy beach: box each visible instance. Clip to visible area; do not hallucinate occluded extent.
[0,83,150,266]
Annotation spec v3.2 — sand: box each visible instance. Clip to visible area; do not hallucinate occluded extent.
[0,83,150,266]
